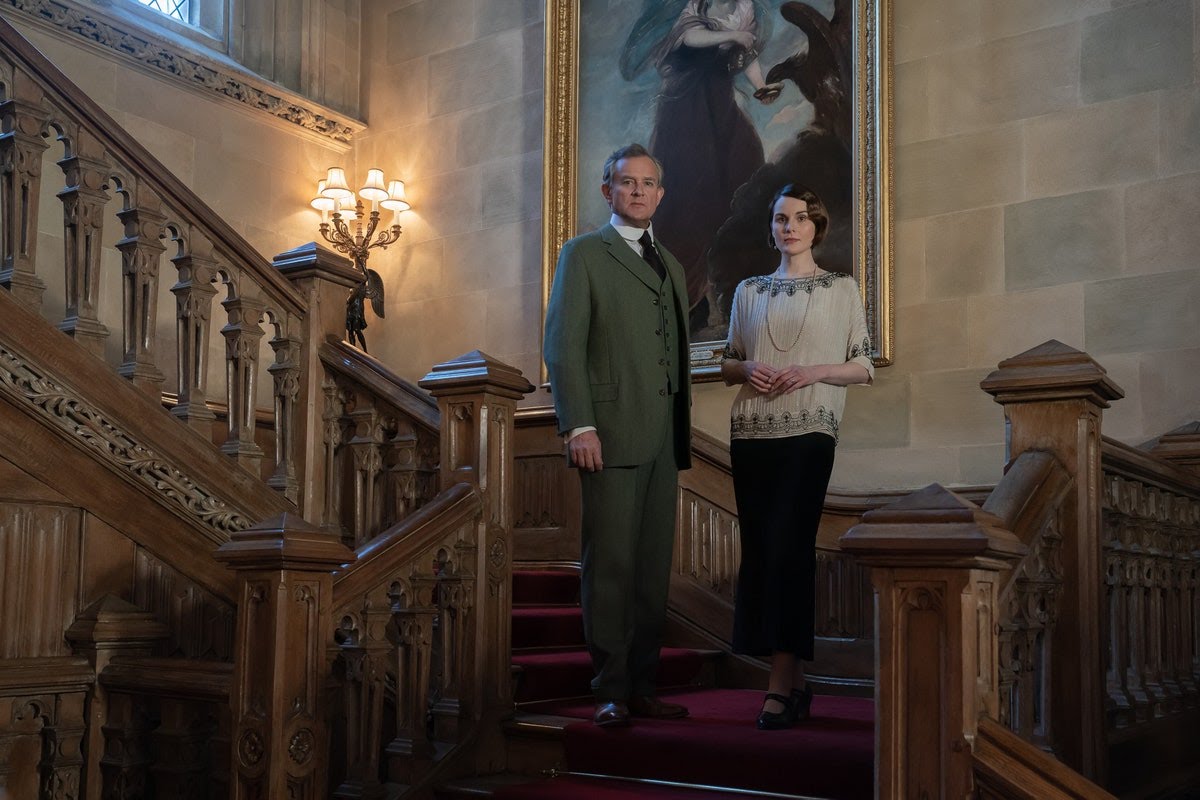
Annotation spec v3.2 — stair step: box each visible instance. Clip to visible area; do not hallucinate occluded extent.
[440,773,816,799]
[512,647,712,705]
[512,606,585,650]
[512,569,580,606]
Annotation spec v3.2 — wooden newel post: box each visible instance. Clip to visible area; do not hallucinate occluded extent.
[215,512,356,799]
[419,351,534,771]
[840,485,1027,800]
[980,340,1122,783]
[274,242,362,522]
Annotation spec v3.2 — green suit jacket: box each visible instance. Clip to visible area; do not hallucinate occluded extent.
[544,224,692,469]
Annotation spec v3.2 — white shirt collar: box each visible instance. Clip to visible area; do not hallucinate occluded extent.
[610,214,656,254]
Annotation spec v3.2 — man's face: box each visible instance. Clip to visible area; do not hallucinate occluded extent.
[601,155,664,229]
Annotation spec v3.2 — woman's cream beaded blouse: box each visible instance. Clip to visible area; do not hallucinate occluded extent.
[722,272,874,442]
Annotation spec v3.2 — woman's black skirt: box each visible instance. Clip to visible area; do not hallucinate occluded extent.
[730,432,836,660]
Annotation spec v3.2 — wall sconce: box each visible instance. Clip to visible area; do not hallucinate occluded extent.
[312,167,411,351]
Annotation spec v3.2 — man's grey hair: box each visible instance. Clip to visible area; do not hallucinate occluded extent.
[601,143,665,187]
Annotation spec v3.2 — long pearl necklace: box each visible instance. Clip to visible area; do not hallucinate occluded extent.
[764,271,817,353]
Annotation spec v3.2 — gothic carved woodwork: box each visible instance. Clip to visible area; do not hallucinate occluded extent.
[319,374,440,546]
[840,485,1027,800]
[55,135,112,356]
[115,201,168,395]
[980,340,1124,783]
[216,514,351,800]
[0,659,92,800]
[169,250,219,433]
[0,503,83,659]
[348,393,385,547]
[266,331,301,503]
[0,93,50,309]
[134,548,235,661]
[1101,470,1200,733]
[996,509,1064,751]
[330,613,387,800]
[219,294,267,470]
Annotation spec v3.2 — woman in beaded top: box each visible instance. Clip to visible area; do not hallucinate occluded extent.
[719,184,873,729]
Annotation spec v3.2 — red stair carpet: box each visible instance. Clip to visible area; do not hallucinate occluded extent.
[503,569,875,800]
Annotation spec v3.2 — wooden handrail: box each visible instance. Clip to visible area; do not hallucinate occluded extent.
[973,717,1116,799]
[1101,435,1200,498]
[332,482,481,604]
[982,450,1072,539]
[319,336,440,434]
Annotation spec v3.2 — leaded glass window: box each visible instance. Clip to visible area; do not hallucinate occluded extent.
[133,0,190,24]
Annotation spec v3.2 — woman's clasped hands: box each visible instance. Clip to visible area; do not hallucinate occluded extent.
[740,361,821,397]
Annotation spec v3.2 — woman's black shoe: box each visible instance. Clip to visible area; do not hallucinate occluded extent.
[756,692,795,730]
[791,683,814,722]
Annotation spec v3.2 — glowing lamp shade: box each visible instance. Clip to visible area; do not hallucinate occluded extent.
[336,193,358,220]
[322,167,353,200]
[310,179,337,212]
[359,168,389,202]
[380,180,411,212]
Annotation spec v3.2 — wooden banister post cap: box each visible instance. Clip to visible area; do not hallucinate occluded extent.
[214,511,356,571]
[418,350,535,400]
[1149,421,1200,472]
[839,484,1027,569]
[273,241,360,288]
[65,594,169,649]
[979,340,1124,407]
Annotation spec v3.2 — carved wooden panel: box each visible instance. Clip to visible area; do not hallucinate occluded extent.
[676,488,740,604]
[134,547,234,661]
[814,548,872,639]
[1101,471,1200,735]
[0,502,82,658]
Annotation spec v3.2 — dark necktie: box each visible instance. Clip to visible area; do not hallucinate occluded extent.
[639,230,666,282]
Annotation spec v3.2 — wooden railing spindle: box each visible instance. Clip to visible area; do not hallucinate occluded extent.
[56,133,112,356]
[0,94,49,310]
[116,200,167,395]
[267,329,302,503]
[169,248,219,433]
[219,293,265,470]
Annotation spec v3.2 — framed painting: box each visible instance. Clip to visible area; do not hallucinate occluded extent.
[541,0,893,381]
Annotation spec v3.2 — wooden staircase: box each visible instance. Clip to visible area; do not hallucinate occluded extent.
[1,10,1198,800]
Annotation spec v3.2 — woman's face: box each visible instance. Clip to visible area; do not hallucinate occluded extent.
[771,196,816,255]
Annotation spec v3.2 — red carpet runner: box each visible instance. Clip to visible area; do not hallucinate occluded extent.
[503,570,875,800]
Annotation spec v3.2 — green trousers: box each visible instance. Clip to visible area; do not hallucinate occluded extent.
[579,404,680,701]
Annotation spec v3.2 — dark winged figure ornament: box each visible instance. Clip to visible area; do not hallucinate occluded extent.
[345,267,385,351]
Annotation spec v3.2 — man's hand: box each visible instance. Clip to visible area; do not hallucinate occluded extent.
[568,430,604,472]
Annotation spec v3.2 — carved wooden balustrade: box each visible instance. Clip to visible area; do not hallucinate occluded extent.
[837,340,1199,798]
[1098,436,1200,796]
[213,352,531,798]
[317,337,441,548]
[0,13,317,502]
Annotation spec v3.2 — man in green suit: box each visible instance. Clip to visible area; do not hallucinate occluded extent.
[543,143,693,727]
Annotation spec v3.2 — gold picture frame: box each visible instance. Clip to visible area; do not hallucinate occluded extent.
[542,0,894,381]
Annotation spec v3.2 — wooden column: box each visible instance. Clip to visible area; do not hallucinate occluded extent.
[840,485,1027,800]
[419,351,533,772]
[220,294,267,470]
[116,200,168,395]
[64,595,169,800]
[56,131,112,356]
[170,245,220,434]
[267,329,302,503]
[215,512,356,800]
[980,340,1123,782]
[273,242,361,523]
[0,93,50,310]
